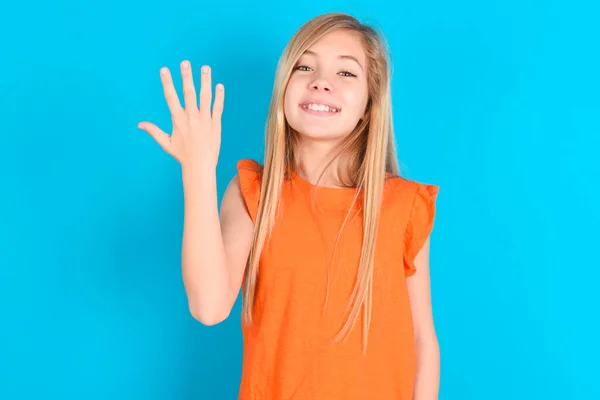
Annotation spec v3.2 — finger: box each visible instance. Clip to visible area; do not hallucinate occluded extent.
[211,83,225,130]
[138,122,171,152]
[180,60,198,111]
[160,67,184,118]
[199,65,212,117]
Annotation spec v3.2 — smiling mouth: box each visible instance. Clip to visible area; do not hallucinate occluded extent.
[299,102,341,114]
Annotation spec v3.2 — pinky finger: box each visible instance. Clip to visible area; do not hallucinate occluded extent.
[211,83,225,126]
[138,122,171,152]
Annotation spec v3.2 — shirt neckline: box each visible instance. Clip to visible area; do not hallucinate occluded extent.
[288,170,362,210]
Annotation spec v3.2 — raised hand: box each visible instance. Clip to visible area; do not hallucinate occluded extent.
[138,61,224,171]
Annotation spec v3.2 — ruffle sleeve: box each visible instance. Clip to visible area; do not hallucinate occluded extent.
[236,159,262,222]
[403,182,439,277]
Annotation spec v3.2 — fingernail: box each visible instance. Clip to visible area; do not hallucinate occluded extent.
[216,83,223,90]
[160,67,167,76]
[182,61,190,69]
[202,65,209,73]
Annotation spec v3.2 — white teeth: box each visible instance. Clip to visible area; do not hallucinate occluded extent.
[303,103,339,113]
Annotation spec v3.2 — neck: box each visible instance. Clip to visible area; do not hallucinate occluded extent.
[294,138,348,188]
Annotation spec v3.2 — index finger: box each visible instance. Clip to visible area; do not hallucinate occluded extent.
[160,67,184,118]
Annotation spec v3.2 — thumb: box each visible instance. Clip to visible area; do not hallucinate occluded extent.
[138,122,171,152]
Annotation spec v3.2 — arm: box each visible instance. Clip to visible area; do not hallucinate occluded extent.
[181,168,254,325]
[407,236,440,400]
[138,61,251,326]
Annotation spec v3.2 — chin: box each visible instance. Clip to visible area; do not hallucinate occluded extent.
[293,125,348,142]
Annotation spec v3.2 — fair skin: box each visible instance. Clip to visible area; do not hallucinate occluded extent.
[283,29,369,186]
[138,28,438,399]
[138,63,252,326]
[410,237,441,399]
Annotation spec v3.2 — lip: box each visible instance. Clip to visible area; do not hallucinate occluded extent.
[299,99,341,111]
[298,100,341,117]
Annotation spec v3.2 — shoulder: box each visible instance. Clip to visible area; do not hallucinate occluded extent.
[221,159,263,203]
[236,157,263,184]
[384,175,438,200]
[233,158,264,221]
[388,175,439,221]
[237,158,263,174]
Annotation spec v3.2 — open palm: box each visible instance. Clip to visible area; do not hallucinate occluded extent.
[138,61,224,170]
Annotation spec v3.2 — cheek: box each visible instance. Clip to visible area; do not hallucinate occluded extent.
[283,81,300,114]
[283,82,305,132]
[342,85,369,119]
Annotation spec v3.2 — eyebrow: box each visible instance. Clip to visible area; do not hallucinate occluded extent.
[302,49,364,71]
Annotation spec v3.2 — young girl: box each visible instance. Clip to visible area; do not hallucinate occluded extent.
[139,12,440,400]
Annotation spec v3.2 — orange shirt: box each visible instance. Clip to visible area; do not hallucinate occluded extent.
[236,159,439,400]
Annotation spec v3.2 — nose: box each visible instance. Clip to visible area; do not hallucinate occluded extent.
[309,76,333,93]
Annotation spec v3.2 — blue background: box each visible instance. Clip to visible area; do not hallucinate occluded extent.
[1,0,598,399]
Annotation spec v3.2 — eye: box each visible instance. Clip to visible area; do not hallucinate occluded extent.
[339,70,357,77]
[295,65,313,72]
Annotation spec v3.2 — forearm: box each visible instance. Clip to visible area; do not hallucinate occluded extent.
[181,166,231,325]
[413,335,440,400]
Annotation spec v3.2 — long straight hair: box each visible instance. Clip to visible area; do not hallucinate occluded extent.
[242,12,400,353]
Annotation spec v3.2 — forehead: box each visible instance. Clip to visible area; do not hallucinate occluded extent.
[303,29,366,64]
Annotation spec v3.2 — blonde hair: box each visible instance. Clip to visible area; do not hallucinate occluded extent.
[242,12,400,353]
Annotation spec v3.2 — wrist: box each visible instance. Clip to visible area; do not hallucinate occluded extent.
[181,160,216,174]
[181,163,216,184]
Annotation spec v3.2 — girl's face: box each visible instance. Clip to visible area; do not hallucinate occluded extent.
[283,29,369,142]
